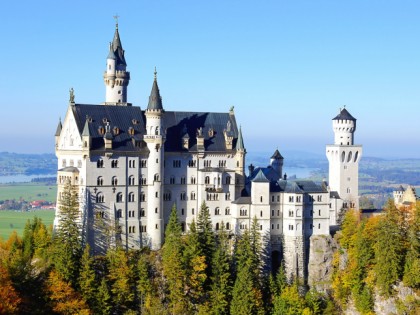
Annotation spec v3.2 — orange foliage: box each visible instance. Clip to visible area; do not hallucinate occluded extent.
[0,265,21,314]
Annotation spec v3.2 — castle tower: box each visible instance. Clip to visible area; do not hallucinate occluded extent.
[270,149,284,179]
[144,69,165,249]
[235,126,246,197]
[103,21,130,105]
[326,107,362,222]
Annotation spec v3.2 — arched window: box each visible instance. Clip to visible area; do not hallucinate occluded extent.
[341,152,345,163]
[354,151,359,162]
[116,209,122,218]
[155,126,159,135]
[190,191,196,200]
[140,209,145,217]
[112,176,118,186]
[215,223,220,230]
[215,207,220,215]
[226,222,230,230]
[111,160,118,168]
[205,176,210,184]
[180,192,187,201]
[226,175,231,185]
[154,174,160,182]
[128,192,135,202]
[225,207,230,215]
[97,176,103,186]
[97,159,103,168]
[129,176,135,186]
[191,176,196,184]
[116,193,123,203]
[347,151,353,162]
[96,193,104,203]
[140,193,146,202]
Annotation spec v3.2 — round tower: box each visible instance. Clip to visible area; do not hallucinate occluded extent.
[234,126,246,197]
[103,22,130,105]
[144,69,165,250]
[332,107,356,145]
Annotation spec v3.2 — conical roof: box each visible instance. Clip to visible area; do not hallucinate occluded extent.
[111,24,126,66]
[333,108,356,121]
[55,119,62,136]
[236,126,245,151]
[147,70,163,110]
[82,119,90,137]
[271,149,283,160]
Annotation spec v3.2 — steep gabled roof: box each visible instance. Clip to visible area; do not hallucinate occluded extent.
[236,126,245,151]
[333,108,356,121]
[82,119,90,137]
[111,24,126,66]
[271,149,283,160]
[55,119,62,136]
[252,169,270,183]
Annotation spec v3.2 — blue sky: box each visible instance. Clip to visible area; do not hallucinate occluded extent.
[1,0,419,158]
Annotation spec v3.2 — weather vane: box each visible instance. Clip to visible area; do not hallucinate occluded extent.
[113,14,120,28]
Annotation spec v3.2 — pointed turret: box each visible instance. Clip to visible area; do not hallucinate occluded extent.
[55,118,62,136]
[147,69,163,111]
[82,119,91,150]
[236,126,245,151]
[104,21,130,105]
[270,149,284,179]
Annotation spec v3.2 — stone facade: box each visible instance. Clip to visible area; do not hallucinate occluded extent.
[54,23,362,282]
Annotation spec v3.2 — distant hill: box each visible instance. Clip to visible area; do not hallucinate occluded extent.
[0,152,56,176]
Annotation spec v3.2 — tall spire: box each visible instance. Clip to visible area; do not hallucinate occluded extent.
[236,126,245,151]
[147,68,163,110]
[111,19,126,66]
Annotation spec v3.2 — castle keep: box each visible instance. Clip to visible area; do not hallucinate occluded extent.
[54,23,362,280]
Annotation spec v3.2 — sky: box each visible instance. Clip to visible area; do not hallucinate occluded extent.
[1,0,419,158]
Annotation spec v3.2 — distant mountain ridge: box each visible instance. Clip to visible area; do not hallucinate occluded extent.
[0,152,56,176]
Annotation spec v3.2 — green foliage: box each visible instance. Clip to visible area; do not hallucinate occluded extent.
[79,245,96,308]
[273,283,307,315]
[403,203,420,288]
[197,201,215,287]
[52,181,82,285]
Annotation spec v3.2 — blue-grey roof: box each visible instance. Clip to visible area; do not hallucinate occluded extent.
[58,166,79,173]
[111,26,126,66]
[72,104,146,152]
[252,169,270,182]
[163,111,240,153]
[333,108,356,121]
[107,44,117,60]
[147,78,163,110]
[70,104,242,154]
[236,126,245,151]
[249,166,281,182]
[232,196,251,204]
[82,119,90,137]
[271,149,283,160]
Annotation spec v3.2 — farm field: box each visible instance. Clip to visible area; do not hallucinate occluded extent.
[0,210,55,240]
[0,182,57,203]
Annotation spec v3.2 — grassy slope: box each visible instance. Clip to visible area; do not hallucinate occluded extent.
[0,210,55,240]
[0,182,57,203]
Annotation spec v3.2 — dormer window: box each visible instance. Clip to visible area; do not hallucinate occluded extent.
[113,127,120,135]
[98,126,105,135]
[208,128,214,137]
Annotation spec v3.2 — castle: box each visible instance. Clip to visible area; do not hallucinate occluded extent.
[54,23,362,280]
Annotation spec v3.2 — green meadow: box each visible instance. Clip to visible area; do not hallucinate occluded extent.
[0,182,57,203]
[0,210,56,240]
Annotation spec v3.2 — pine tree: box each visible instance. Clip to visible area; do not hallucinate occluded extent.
[96,277,112,315]
[183,219,207,311]
[162,204,188,314]
[196,201,215,287]
[53,180,83,285]
[107,248,135,313]
[272,282,308,315]
[230,229,264,315]
[210,222,232,315]
[374,200,404,296]
[79,245,96,309]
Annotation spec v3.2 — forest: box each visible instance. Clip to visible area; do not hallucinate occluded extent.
[0,182,419,314]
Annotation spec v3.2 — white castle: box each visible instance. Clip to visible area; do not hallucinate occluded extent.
[54,23,362,279]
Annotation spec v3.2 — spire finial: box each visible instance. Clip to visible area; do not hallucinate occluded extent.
[154,67,157,80]
[113,14,119,29]
[69,87,75,103]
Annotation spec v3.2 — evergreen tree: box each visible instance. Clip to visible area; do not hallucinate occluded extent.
[272,282,308,315]
[79,245,96,309]
[96,277,112,315]
[183,219,207,311]
[137,251,152,313]
[107,248,135,313]
[210,222,232,315]
[162,204,188,314]
[196,201,215,286]
[53,180,83,285]
[230,230,264,315]
[374,200,404,296]
[403,202,420,288]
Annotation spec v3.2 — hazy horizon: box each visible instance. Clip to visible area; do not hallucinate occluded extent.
[1,1,419,159]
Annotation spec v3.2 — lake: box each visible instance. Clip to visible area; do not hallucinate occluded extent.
[0,174,56,184]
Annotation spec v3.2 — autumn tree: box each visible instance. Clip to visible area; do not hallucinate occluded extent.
[0,264,21,314]
[403,202,420,288]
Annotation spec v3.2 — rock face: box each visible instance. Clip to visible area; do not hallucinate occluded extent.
[308,234,337,292]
